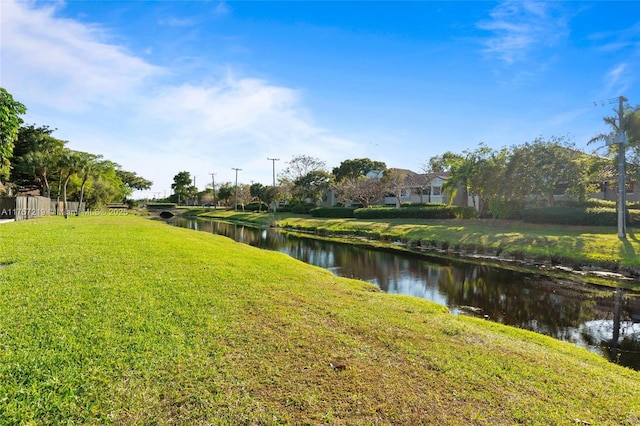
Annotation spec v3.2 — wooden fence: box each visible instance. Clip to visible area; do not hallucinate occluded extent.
[50,200,85,216]
[0,196,51,221]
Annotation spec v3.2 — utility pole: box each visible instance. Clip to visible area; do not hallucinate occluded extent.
[606,96,629,239]
[193,176,197,206]
[209,172,216,209]
[232,168,242,211]
[267,157,279,212]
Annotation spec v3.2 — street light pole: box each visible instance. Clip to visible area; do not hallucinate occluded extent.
[267,157,279,212]
[232,168,242,211]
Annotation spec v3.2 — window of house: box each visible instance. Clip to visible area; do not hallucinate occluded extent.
[432,186,441,196]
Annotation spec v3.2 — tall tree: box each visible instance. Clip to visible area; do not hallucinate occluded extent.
[171,171,192,205]
[334,175,386,208]
[58,149,82,218]
[75,152,103,215]
[292,170,333,204]
[250,182,267,211]
[436,152,469,207]
[332,158,387,182]
[217,183,233,207]
[382,169,408,207]
[505,137,594,206]
[281,155,327,181]
[590,102,640,188]
[116,169,153,193]
[12,125,66,196]
[0,88,27,182]
[279,155,327,205]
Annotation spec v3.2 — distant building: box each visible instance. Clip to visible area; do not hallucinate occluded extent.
[320,168,475,208]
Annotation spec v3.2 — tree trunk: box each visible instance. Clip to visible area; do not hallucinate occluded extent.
[77,178,87,216]
[56,170,63,215]
[42,172,50,198]
[63,173,72,219]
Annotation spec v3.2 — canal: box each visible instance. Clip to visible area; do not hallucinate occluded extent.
[168,217,640,369]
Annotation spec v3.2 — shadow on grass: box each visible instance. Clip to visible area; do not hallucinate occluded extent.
[621,234,637,264]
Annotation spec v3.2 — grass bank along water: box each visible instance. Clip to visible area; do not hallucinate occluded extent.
[1,215,639,424]
[168,216,640,369]
[192,209,640,288]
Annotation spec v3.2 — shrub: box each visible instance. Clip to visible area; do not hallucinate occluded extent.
[244,201,269,212]
[520,206,640,226]
[557,199,616,209]
[310,207,356,218]
[354,206,476,220]
[291,203,316,214]
[488,200,525,219]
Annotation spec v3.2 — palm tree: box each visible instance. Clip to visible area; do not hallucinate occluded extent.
[590,102,639,146]
[17,134,65,198]
[589,102,640,176]
[75,152,103,216]
[58,149,81,218]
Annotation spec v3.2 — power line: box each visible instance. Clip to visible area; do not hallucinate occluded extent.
[592,97,621,107]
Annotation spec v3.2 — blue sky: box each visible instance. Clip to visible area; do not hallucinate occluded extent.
[2,1,639,197]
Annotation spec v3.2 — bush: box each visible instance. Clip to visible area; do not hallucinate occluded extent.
[556,199,616,209]
[628,201,640,211]
[291,203,316,214]
[354,206,476,220]
[488,200,525,219]
[310,207,356,218]
[244,201,269,212]
[521,206,640,226]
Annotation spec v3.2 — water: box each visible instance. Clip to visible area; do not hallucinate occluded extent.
[168,217,640,369]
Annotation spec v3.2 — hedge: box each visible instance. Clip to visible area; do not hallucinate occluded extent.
[244,201,269,212]
[521,206,640,226]
[290,203,317,214]
[353,206,477,220]
[310,207,356,218]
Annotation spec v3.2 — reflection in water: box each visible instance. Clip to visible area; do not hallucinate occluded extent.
[169,218,640,369]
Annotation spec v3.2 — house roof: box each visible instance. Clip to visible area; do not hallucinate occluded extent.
[387,168,449,184]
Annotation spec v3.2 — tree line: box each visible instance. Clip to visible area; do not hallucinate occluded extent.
[0,88,152,215]
[169,99,639,217]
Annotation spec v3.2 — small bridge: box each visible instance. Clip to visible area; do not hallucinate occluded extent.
[158,210,180,219]
[146,204,183,219]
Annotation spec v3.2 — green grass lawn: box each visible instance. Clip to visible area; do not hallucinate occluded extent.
[1,215,639,424]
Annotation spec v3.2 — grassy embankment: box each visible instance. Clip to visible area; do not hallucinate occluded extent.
[1,214,639,424]
[192,209,640,287]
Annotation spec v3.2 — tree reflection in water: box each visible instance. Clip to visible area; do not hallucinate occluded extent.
[169,218,640,369]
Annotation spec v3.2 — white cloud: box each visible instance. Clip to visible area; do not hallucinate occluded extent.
[1,0,163,111]
[213,1,231,18]
[591,21,640,54]
[478,0,569,65]
[603,63,632,95]
[0,0,362,195]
